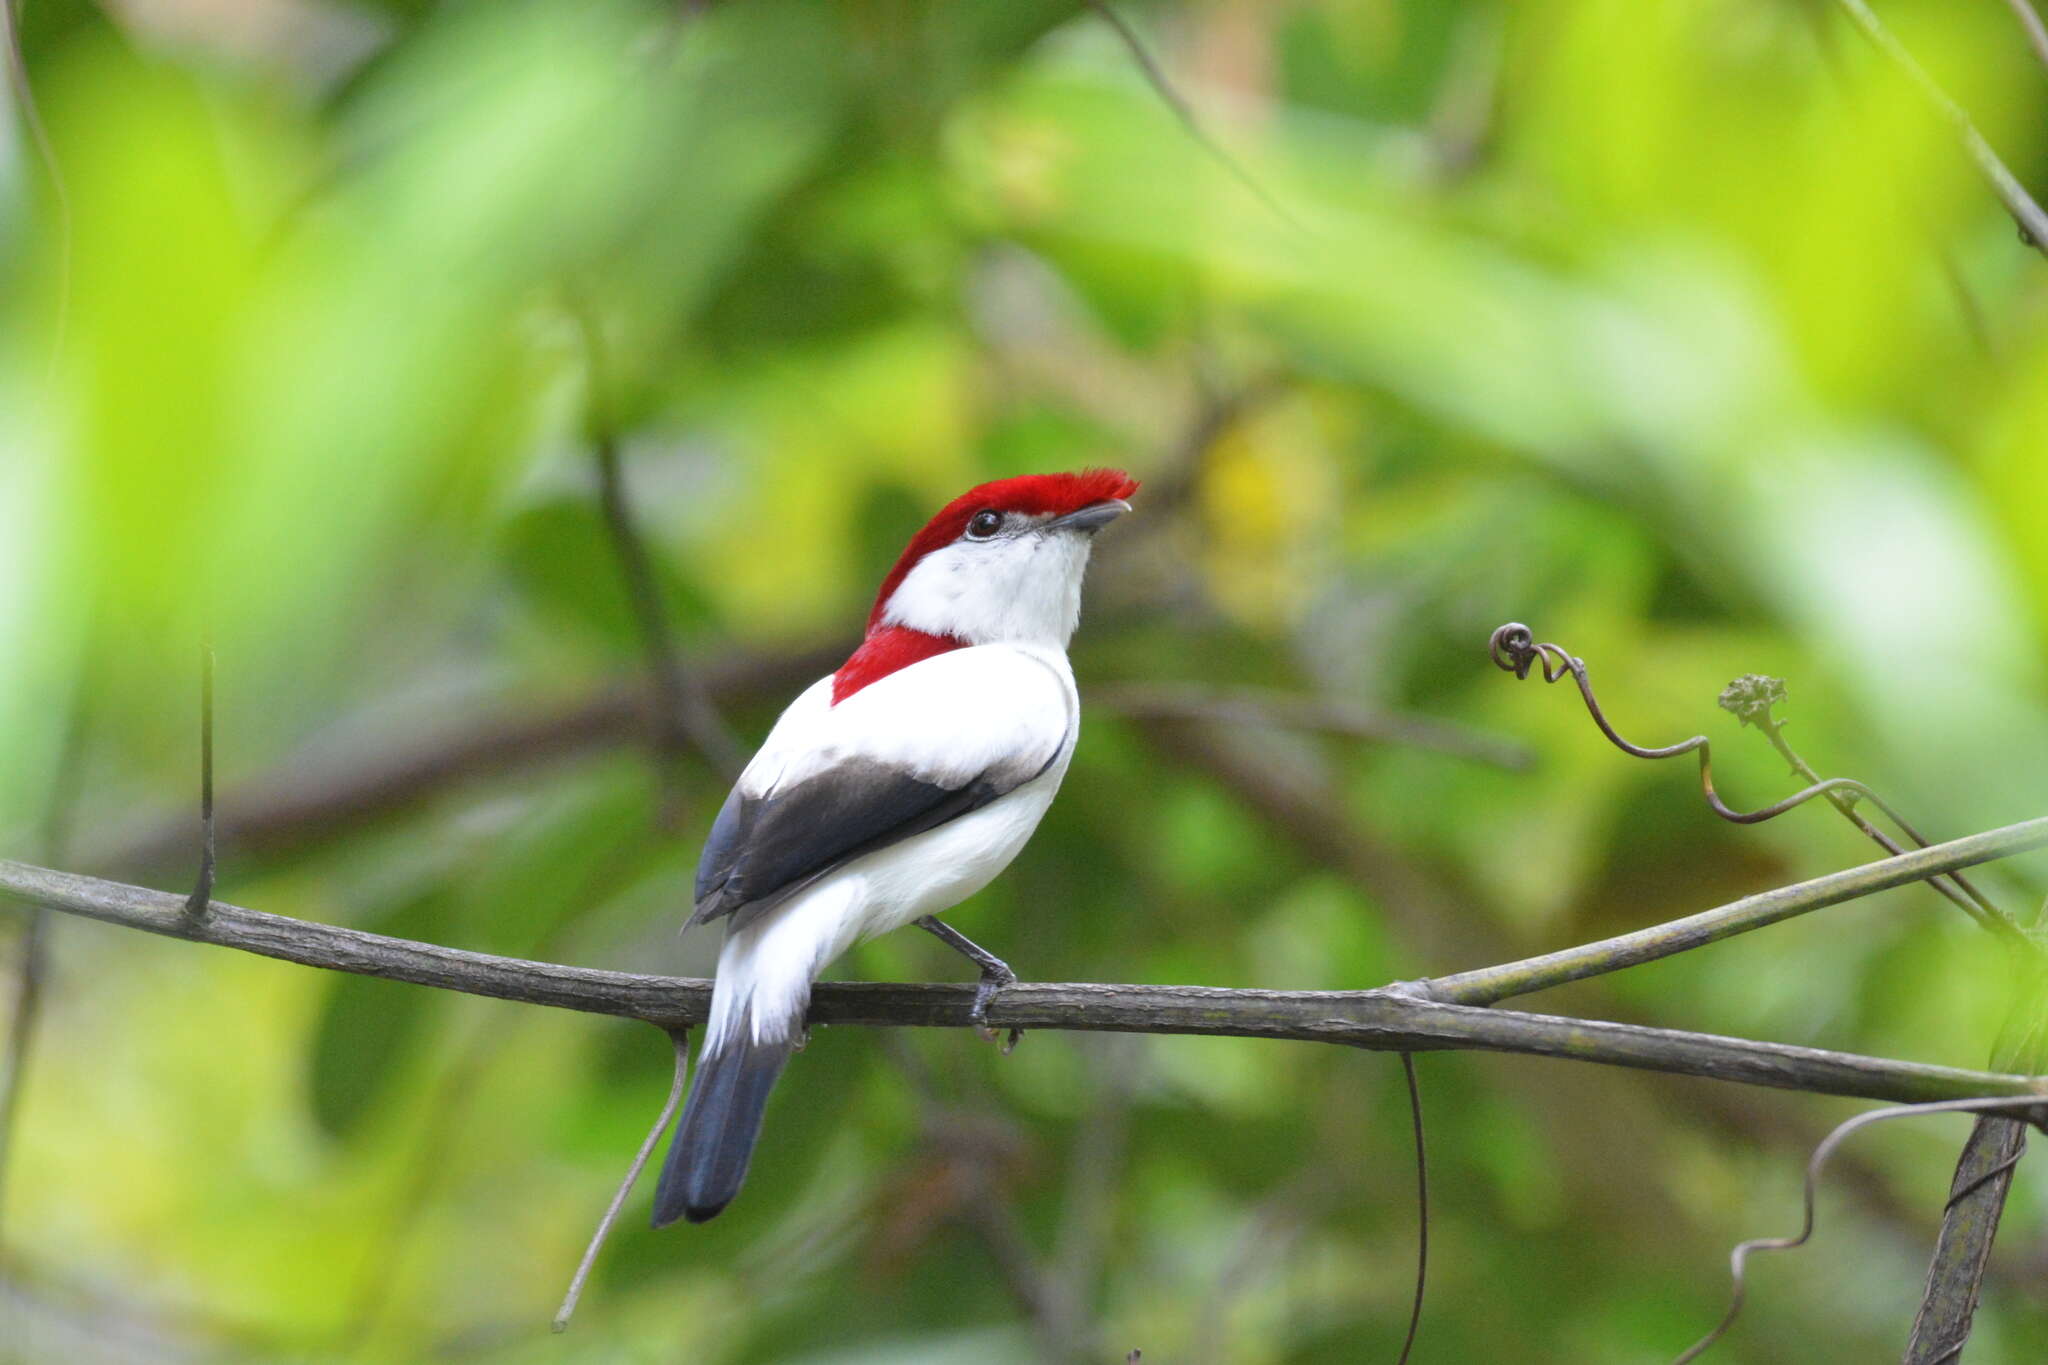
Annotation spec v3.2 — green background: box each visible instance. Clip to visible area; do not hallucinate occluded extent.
[5,0,2048,1360]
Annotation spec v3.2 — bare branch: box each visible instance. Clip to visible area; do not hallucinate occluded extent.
[554,1029,689,1332]
[3,0,72,387]
[1423,814,2048,1006]
[1730,673,2014,936]
[0,700,89,1238]
[2000,0,2048,73]
[95,645,844,876]
[4,859,2046,1109]
[1831,0,2048,255]
[575,304,747,803]
[1082,1,1304,232]
[1396,1052,1427,1365]
[1903,1113,2028,1362]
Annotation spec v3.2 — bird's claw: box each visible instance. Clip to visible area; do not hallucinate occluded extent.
[970,966,1023,1053]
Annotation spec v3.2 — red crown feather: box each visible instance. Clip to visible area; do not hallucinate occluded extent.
[865,469,1140,633]
[831,469,1138,705]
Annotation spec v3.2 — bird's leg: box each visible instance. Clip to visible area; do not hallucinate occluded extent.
[916,916,1023,1052]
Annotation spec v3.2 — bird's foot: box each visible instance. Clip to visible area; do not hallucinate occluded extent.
[917,915,1025,1053]
[970,962,1023,1054]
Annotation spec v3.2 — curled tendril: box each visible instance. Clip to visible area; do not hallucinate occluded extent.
[1671,1094,2045,1363]
[1486,624,2020,940]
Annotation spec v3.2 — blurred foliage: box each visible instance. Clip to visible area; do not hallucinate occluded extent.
[4,0,2048,1360]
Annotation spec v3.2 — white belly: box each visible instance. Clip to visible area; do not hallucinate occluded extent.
[705,759,1068,1048]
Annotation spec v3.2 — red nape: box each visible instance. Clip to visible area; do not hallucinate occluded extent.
[832,627,968,704]
[866,468,1140,632]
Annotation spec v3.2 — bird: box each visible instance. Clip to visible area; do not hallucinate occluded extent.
[651,468,1138,1227]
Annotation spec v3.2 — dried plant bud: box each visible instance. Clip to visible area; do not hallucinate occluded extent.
[1718,674,1787,728]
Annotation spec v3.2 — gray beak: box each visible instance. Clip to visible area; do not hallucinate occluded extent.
[1044,499,1133,535]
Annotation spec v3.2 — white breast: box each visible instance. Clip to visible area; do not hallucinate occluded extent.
[705,644,1078,1048]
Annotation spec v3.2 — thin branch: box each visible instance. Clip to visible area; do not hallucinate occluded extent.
[1421,813,2048,1006]
[1903,1112,2029,1362]
[1396,1052,1427,1365]
[4,860,2046,1109]
[184,640,215,916]
[2,0,72,389]
[96,645,843,876]
[1672,1095,2046,1364]
[1831,0,2048,255]
[0,699,90,1236]
[2000,0,2048,73]
[575,305,746,804]
[1092,683,1535,771]
[1732,673,2012,934]
[553,1029,689,1332]
[1082,0,1304,232]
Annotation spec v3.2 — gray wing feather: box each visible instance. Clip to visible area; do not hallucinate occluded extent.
[687,751,1054,931]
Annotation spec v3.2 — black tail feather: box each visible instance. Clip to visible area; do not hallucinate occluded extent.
[652,1030,793,1226]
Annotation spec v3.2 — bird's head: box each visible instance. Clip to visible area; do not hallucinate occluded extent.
[867,469,1139,648]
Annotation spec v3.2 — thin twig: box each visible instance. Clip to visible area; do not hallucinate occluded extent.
[554,1029,689,1332]
[2000,0,2048,72]
[0,699,90,1235]
[1093,684,1535,771]
[576,307,747,802]
[1672,1095,2046,1363]
[1422,813,2048,1005]
[184,641,216,916]
[1831,0,2048,254]
[1735,673,2014,935]
[1083,0,1305,232]
[5,859,2048,1108]
[96,645,841,876]
[1396,1052,1427,1365]
[2,0,72,390]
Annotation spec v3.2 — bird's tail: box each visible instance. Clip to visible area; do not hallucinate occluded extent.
[652,1014,795,1226]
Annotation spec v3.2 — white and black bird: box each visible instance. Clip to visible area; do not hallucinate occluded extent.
[653,469,1138,1226]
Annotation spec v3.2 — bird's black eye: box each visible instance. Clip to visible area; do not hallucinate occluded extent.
[965,510,1003,540]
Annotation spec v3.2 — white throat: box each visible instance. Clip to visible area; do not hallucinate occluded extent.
[880,531,1096,648]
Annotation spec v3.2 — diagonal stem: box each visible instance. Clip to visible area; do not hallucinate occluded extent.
[1422,814,2048,1006]
[553,1029,690,1332]
[2001,0,2048,72]
[1832,0,2048,254]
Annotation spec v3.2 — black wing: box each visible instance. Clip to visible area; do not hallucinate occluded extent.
[688,755,1050,932]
